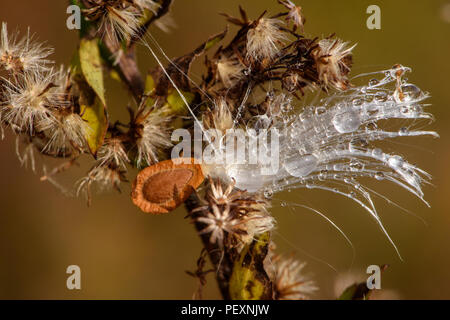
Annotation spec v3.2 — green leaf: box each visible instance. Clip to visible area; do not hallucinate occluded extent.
[166,88,195,115]
[229,232,272,300]
[79,38,106,106]
[81,97,108,156]
[204,28,228,51]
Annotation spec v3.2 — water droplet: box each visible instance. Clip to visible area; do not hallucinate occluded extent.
[332,109,361,133]
[264,188,273,199]
[398,127,409,136]
[350,160,364,171]
[374,91,388,102]
[315,106,326,115]
[375,172,384,180]
[402,84,422,101]
[283,154,319,178]
[394,84,422,103]
[319,170,328,181]
[369,78,379,87]
[388,155,404,169]
[372,148,383,157]
[281,201,287,207]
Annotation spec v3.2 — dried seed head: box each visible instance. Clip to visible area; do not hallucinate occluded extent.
[216,56,245,87]
[246,18,287,61]
[0,22,53,74]
[278,0,305,32]
[132,158,205,214]
[312,38,355,91]
[2,68,69,133]
[77,164,128,204]
[42,111,87,156]
[83,1,141,44]
[133,0,160,13]
[194,178,275,249]
[272,255,318,300]
[97,136,130,169]
[203,99,234,135]
[134,105,172,168]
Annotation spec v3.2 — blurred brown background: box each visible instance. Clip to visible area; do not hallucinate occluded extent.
[0,0,449,299]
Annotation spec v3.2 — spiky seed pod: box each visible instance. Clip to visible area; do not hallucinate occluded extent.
[0,22,53,74]
[272,255,318,300]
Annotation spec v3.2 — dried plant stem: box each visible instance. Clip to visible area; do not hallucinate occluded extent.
[185,193,234,300]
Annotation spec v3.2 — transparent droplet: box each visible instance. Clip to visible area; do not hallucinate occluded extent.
[372,148,383,157]
[264,188,273,199]
[315,106,326,115]
[394,84,422,103]
[350,160,364,171]
[319,169,328,181]
[283,154,319,178]
[332,109,361,133]
[388,155,404,169]
[369,78,379,87]
[375,171,384,180]
[401,84,422,101]
[398,127,409,136]
[352,98,363,106]
[374,91,388,102]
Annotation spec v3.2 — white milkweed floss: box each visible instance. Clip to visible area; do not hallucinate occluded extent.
[205,65,438,258]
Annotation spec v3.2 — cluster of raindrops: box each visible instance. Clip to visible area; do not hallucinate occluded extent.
[206,66,437,255]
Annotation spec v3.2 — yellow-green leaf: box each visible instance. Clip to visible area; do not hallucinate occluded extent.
[81,97,108,156]
[229,232,272,300]
[166,88,195,115]
[79,38,106,106]
[204,27,228,51]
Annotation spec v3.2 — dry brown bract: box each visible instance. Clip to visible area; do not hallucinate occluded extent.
[131,158,205,214]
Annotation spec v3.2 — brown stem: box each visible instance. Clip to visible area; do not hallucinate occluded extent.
[103,40,145,102]
[185,193,233,300]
